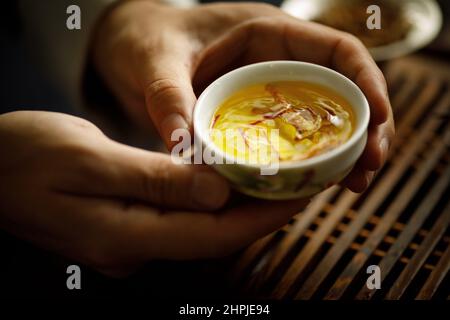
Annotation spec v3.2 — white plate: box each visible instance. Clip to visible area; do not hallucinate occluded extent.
[281,0,443,61]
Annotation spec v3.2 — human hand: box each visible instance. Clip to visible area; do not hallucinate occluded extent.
[0,111,306,276]
[92,1,395,192]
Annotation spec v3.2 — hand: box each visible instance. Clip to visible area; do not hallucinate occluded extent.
[0,111,306,276]
[92,1,395,193]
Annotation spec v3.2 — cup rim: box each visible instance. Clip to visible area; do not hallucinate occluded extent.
[193,60,370,170]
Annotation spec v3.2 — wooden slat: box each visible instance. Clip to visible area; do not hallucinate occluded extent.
[385,202,450,299]
[356,165,450,299]
[382,61,406,98]
[416,242,450,299]
[295,148,421,298]
[389,73,423,115]
[262,187,338,279]
[393,55,450,81]
[294,97,450,299]
[231,187,338,281]
[324,234,438,260]
[231,232,275,282]
[391,79,442,150]
[273,190,358,298]
[324,130,449,300]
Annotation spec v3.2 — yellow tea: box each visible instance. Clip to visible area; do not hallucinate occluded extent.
[210,81,354,164]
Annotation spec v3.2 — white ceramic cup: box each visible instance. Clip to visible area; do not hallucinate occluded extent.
[194,61,370,199]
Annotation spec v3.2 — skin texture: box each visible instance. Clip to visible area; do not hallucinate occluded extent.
[0,111,308,276]
[93,1,395,192]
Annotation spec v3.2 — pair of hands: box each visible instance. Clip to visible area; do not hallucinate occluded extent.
[0,1,394,276]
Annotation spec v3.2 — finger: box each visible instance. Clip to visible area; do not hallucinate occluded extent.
[283,19,390,124]
[48,195,307,267]
[330,32,390,125]
[138,49,197,150]
[120,198,309,260]
[57,139,230,211]
[193,24,251,92]
[358,124,386,171]
[339,116,394,192]
[106,142,231,210]
[194,16,290,90]
[340,160,375,193]
[32,194,155,275]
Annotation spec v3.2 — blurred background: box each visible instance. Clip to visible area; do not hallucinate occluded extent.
[1,0,449,117]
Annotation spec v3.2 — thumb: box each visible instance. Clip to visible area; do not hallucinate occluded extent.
[141,55,196,150]
[92,141,230,211]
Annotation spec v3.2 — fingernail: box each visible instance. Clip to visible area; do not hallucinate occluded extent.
[192,172,229,210]
[161,113,189,146]
[365,171,375,188]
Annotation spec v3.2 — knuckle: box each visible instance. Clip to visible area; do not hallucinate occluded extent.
[65,145,104,178]
[246,15,287,36]
[144,78,181,105]
[41,138,107,189]
[248,15,279,28]
[141,159,172,205]
[68,116,100,132]
[339,32,366,51]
